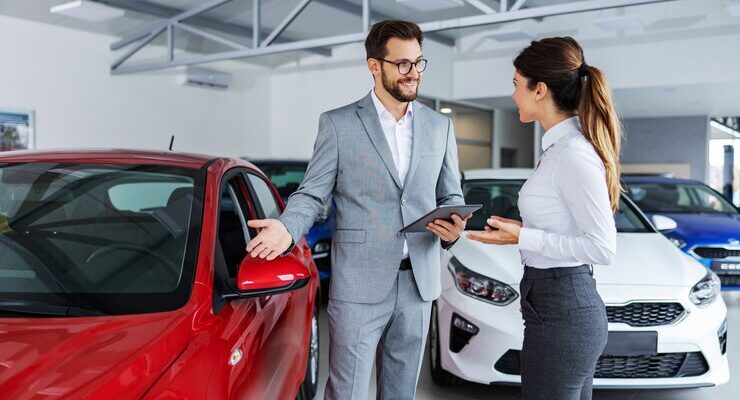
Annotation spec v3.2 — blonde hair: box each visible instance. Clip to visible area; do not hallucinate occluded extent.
[578,66,622,212]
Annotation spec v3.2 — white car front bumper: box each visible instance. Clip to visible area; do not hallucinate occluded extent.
[436,282,730,389]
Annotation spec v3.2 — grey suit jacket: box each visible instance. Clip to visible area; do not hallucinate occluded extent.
[278,92,464,304]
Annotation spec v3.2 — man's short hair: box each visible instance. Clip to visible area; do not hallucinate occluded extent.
[365,20,423,60]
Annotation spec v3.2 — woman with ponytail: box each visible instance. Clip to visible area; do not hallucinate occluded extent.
[467,37,620,399]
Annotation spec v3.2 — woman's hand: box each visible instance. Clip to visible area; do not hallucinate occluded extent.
[488,216,522,227]
[466,216,522,245]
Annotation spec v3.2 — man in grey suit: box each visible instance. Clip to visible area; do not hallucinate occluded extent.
[246,20,469,399]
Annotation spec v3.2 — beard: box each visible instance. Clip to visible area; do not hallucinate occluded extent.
[381,68,419,103]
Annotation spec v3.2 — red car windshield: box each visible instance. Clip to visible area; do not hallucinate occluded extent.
[0,163,204,317]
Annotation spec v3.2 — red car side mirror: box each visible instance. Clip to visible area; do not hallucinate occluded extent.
[235,255,311,296]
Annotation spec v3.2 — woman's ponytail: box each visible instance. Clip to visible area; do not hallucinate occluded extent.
[578,66,623,213]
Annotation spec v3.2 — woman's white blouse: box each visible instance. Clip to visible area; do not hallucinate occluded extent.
[518,117,617,269]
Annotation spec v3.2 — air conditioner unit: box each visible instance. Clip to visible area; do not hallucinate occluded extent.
[177,67,232,90]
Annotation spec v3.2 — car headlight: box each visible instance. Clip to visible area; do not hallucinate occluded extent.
[689,270,721,307]
[313,242,330,255]
[667,236,687,249]
[449,257,518,306]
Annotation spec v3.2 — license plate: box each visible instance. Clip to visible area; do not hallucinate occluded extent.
[602,331,658,356]
[712,261,740,275]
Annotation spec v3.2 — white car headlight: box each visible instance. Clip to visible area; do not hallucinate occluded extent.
[689,270,721,307]
[449,258,518,306]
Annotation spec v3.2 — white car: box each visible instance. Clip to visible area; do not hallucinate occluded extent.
[430,169,730,389]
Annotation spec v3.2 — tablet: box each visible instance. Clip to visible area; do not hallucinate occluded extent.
[399,204,482,234]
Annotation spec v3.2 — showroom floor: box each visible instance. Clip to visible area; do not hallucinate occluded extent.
[314,292,740,400]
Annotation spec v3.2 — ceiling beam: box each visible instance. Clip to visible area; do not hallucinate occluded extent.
[313,0,456,46]
[112,0,679,75]
[94,0,332,56]
[417,0,675,32]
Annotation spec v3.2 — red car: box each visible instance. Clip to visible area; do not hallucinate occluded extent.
[0,150,320,400]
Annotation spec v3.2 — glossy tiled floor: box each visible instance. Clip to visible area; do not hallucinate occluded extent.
[314,293,740,399]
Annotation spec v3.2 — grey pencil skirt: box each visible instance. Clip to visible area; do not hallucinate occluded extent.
[520,265,608,400]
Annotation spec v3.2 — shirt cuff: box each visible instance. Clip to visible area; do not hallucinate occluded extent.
[518,227,544,254]
[441,237,459,250]
[281,240,296,257]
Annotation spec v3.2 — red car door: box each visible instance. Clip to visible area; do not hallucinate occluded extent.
[203,171,267,399]
[149,167,312,399]
[241,171,312,400]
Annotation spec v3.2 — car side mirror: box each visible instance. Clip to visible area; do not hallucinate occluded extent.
[234,255,311,298]
[652,215,678,232]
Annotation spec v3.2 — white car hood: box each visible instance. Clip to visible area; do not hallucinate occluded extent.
[448,232,707,288]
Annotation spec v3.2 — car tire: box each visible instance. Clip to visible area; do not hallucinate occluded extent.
[429,301,459,386]
[297,299,320,400]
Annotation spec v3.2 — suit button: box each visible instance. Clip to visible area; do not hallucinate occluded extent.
[401,198,407,206]
[397,232,403,238]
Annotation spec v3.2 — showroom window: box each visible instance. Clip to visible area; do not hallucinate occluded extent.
[441,102,493,170]
[418,97,494,170]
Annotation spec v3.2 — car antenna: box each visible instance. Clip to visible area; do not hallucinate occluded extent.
[169,135,175,151]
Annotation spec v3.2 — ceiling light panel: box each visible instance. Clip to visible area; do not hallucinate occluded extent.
[486,29,534,42]
[50,0,125,22]
[594,15,646,31]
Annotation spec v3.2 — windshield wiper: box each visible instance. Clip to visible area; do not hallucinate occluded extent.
[0,300,107,317]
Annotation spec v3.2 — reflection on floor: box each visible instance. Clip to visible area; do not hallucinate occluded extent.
[315,292,740,400]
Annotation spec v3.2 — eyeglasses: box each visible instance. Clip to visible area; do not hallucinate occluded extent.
[378,58,428,74]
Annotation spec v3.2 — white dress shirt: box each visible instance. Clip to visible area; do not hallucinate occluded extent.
[517,117,617,269]
[371,89,414,258]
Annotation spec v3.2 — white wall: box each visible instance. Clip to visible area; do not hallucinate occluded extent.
[0,15,270,159]
[622,116,711,181]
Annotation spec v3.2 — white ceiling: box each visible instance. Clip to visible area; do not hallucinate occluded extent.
[1,0,738,118]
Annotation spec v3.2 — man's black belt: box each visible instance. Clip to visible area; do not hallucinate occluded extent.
[399,258,412,271]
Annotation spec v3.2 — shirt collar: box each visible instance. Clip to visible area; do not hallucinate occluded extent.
[541,116,580,152]
[370,89,413,123]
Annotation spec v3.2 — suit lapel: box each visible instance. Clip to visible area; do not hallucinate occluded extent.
[402,101,426,194]
[356,93,403,190]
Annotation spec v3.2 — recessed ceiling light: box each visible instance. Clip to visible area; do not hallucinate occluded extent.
[440,107,453,114]
[50,1,124,22]
[594,15,646,31]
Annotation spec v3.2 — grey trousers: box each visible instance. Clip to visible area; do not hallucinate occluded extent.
[520,265,608,400]
[324,269,432,400]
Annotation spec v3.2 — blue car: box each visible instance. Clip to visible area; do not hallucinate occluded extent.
[248,159,335,281]
[624,176,740,289]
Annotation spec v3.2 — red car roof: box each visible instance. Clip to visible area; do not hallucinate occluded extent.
[0,149,219,169]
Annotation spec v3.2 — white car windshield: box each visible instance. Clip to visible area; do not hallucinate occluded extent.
[462,179,652,233]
